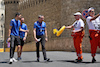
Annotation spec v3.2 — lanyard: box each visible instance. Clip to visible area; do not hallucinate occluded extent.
[37,21,43,32]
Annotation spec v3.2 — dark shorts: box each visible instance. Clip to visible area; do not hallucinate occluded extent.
[10,35,21,46]
[20,38,24,46]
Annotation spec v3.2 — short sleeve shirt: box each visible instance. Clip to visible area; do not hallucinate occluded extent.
[72,19,84,31]
[10,19,21,36]
[86,16,100,30]
[19,23,27,38]
[34,21,46,36]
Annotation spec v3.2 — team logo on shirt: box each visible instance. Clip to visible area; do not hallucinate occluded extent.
[74,22,77,28]
[92,19,100,30]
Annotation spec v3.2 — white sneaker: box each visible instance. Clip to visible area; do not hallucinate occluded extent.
[9,58,13,64]
[12,58,17,62]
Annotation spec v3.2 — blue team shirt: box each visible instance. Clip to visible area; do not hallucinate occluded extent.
[10,19,21,36]
[19,23,27,38]
[34,21,46,36]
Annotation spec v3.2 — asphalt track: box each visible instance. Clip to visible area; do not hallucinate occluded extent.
[0,51,100,67]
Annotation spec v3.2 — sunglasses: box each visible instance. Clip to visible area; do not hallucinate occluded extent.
[90,11,94,12]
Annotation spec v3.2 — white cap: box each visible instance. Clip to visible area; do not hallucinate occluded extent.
[74,12,82,16]
[88,7,94,12]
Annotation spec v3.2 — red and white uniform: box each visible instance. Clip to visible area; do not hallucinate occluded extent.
[86,16,100,57]
[72,19,85,60]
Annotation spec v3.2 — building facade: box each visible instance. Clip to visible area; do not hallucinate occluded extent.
[0,0,5,49]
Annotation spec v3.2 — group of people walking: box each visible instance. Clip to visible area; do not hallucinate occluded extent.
[7,7,100,64]
[7,13,50,64]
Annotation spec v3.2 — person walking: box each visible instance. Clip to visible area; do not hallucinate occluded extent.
[7,13,29,64]
[33,15,50,62]
[17,17,28,61]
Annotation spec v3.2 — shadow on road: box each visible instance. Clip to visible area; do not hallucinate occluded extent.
[0,59,9,64]
[22,60,38,63]
[0,61,8,64]
[22,60,53,63]
[56,60,100,64]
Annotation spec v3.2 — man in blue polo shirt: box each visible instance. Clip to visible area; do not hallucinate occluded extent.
[17,17,28,60]
[7,13,29,64]
[33,15,50,62]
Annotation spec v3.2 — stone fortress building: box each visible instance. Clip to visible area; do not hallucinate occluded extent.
[4,0,100,52]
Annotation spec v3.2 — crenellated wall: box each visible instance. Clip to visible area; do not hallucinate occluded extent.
[4,0,100,53]
[19,0,47,10]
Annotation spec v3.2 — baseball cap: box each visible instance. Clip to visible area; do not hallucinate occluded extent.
[88,7,94,12]
[74,12,82,16]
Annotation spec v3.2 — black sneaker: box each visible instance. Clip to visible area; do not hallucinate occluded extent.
[37,58,40,62]
[92,58,96,63]
[44,58,50,62]
[47,58,50,61]
[9,62,12,64]
[75,59,82,62]
[75,58,78,61]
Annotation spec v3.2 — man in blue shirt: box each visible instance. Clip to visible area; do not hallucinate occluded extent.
[33,15,50,62]
[17,17,28,60]
[7,13,29,64]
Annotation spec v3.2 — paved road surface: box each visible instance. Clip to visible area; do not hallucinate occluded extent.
[0,51,100,67]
